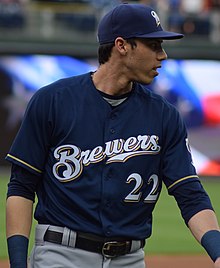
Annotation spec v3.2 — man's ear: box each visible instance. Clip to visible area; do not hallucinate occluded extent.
[114,37,128,55]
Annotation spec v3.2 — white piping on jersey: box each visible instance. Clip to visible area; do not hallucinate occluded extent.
[53,134,161,182]
[168,175,199,190]
[6,153,42,173]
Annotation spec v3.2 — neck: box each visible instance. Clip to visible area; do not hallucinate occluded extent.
[92,65,133,96]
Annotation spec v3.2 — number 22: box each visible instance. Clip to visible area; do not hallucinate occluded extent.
[124,173,159,203]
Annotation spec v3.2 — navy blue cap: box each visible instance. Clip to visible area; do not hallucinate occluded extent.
[98,4,184,44]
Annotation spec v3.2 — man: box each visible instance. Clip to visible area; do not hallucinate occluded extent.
[6,3,220,268]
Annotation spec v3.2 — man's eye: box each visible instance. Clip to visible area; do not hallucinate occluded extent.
[151,44,157,49]
[150,43,162,51]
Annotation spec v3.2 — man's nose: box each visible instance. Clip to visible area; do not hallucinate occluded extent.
[158,48,168,61]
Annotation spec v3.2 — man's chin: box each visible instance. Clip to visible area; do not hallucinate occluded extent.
[138,78,154,85]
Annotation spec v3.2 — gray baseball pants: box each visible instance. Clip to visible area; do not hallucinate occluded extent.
[30,224,146,268]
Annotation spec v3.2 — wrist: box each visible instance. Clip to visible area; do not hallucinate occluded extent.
[201,230,220,262]
[7,235,29,268]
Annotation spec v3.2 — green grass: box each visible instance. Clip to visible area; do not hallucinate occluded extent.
[0,174,219,260]
[0,175,7,259]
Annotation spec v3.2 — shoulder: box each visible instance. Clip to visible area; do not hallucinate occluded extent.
[134,84,183,129]
[24,72,92,115]
[28,72,92,107]
[135,83,178,113]
[36,72,91,96]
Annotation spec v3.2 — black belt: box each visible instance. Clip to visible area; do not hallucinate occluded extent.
[44,229,145,258]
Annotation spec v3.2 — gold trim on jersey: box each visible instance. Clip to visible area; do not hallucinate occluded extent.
[168,175,199,190]
[7,154,42,173]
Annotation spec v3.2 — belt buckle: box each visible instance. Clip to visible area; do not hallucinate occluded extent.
[102,241,126,258]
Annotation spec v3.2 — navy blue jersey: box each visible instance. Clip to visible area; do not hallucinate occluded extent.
[6,72,199,239]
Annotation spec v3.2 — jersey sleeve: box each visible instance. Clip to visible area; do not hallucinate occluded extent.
[161,104,199,192]
[172,180,214,225]
[6,87,54,175]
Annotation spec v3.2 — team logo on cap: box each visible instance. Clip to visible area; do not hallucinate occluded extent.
[151,11,160,27]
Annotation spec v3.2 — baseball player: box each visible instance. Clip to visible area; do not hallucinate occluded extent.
[6,3,220,268]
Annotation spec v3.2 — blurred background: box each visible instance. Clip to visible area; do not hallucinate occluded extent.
[0,0,220,176]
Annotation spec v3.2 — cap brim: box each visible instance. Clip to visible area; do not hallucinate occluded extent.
[136,30,184,40]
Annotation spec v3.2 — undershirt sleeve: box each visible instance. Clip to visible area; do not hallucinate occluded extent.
[7,163,42,202]
[170,180,214,225]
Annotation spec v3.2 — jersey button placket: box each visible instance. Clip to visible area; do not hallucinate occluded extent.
[101,166,114,236]
[105,168,112,180]
[106,230,111,236]
[110,113,116,120]
[110,128,115,134]
[105,200,111,208]
[109,112,117,135]
[101,112,118,235]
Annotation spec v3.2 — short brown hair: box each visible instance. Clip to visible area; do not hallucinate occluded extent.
[98,38,137,65]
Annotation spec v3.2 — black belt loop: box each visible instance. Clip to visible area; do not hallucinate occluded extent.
[43,229,145,258]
